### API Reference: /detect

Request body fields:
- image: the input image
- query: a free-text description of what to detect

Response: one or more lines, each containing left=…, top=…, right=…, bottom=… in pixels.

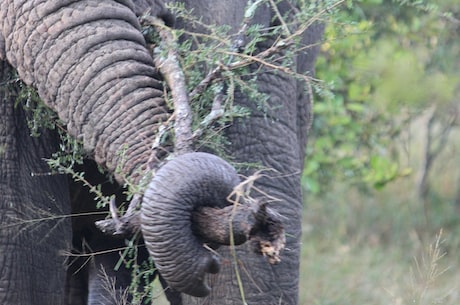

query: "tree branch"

left=95, top=197, right=285, bottom=265
left=141, top=16, right=192, bottom=155
left=95, top=196, right=141, bottom=237
left=191, top=88, right=225, bottom=140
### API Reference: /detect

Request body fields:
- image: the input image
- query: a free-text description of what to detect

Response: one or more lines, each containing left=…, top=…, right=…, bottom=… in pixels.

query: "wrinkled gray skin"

left=0, top=61, right=71, bottom=304
left=0, top=0, right=323, bottom=304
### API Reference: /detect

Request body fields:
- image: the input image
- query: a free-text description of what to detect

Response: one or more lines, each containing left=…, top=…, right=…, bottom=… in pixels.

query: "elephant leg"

left=65, top=252, right=89, bottom=305
left=86, top=237, right=132, bottom=305
left=158, top=273, right=183, bottom=305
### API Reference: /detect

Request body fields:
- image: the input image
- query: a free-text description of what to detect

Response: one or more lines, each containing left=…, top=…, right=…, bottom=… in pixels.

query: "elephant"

left=0, top=0, right=324, bottom=304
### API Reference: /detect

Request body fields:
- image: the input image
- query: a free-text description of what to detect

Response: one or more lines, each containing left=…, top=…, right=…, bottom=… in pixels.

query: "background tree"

left=305, top=0, right=459, bottom=198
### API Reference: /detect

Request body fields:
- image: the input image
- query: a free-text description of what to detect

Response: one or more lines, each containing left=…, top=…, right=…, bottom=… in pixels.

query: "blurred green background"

left=300, top=0, right=459, bottom=304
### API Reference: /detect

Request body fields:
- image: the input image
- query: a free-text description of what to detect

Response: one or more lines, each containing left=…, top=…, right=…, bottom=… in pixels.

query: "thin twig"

left=189, top=65, right=224, bottom=100
left=269, top=0, right=292, bottom=36
left=191, top=88, right=225, bottom=140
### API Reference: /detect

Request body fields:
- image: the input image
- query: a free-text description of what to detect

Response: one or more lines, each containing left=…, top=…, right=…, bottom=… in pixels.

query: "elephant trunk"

left=1, top=0, right=169, bottom=182
left=141, top=152, right=241, bottom=297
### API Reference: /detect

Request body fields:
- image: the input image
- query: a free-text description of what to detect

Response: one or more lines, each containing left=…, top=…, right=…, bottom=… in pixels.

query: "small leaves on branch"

left=140, top=1, right=327, bottom=156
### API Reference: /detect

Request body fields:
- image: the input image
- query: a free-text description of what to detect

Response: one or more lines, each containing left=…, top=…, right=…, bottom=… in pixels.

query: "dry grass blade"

left=99, top=266, right=131, bottom=305
left=410, top=229, right=451, bottom=304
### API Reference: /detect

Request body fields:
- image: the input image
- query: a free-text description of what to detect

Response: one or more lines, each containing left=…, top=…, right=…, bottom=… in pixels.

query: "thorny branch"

left=191, top=89, right=225, bottom=140
left=95, top=196, right=141, bottom=236
left=189, top=38, right=295, bottom=100
left=97, top=0, right=333, bottom=260
left=140, top=0, right=331, bottom=152
left=187, top=1, right=332, bottom=104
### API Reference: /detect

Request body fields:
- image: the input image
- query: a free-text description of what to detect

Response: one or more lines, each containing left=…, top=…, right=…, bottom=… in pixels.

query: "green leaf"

left=304, top=160, right=320, bottom=175
left=346, top=102, right=365, bottom=113
left=304, top=177, right=321, bottom=194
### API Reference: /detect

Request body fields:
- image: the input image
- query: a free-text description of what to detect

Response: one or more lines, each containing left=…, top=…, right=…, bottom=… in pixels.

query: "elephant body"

left=0, top=1, right=323, bottom=304
left=0, top=61, right=71, bottom=304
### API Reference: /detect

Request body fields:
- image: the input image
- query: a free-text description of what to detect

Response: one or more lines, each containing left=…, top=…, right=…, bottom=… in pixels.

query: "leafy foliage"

left=15, top=79, right=59, bottom=137
left=304, top=0, right=459, bottom=195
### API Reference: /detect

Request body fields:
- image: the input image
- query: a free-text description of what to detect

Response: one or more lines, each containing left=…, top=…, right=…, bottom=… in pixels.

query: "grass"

left=298, top=118, right=460, bottom=305
left=299, top=180, right=460, bottom=305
